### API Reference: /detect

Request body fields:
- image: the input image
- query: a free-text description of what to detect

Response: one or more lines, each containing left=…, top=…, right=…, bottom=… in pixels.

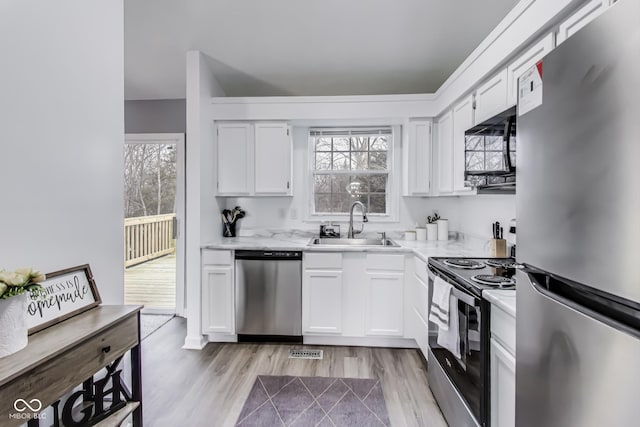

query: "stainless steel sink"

left=308, top=237, right=400, bottom=247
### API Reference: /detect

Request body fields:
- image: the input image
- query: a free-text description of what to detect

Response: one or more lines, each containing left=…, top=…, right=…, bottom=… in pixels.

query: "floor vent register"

left=288, top=349, right=324, bottom=360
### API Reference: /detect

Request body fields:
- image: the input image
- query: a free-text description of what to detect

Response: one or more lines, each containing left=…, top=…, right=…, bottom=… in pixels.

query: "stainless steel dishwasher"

left=235, top=250, right=302, bottom=340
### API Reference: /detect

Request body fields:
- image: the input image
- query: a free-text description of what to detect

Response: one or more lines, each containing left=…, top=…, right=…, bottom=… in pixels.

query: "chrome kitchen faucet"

left=347, top=201, right=368, bottom=238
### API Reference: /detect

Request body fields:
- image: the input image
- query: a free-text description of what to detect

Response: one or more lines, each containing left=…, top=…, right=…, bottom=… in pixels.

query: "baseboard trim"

left=205, top=334, right=238, bottom=343
left=303, top=335, right=419, bottom=348
left=182, top=335, right=207, bottom=349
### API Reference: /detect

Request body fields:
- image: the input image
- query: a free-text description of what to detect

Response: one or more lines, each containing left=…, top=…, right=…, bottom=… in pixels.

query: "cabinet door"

left=202, top=265, right=234, bottom=334
left=413, top=307, right=430, bottom=361
left=404, top=120, right=432, bottom=195
left=302, top=270, right=343, bottom=334
left=507, top=33, right=554, bottom=107
left=413, top=273, right=430, bottom=324
left=491, top=338, right=516, bottom=427
left=557, top=0, right=609, bottom=45
left=217, top=123, right=252, bottom=195
left=364, top=272, right=404, bottom=336
left=254, top=123, right=292, bottom=194
left=452, top=96, right=475, bottom=194
left=436, top=112, right=454, bottom=194
left=475, top=68, right=509, bottom=125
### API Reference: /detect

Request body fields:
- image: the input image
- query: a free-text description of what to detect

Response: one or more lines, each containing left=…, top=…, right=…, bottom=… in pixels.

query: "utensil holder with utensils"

left=223, top=221, right=237, bottom=237
left=221, top=206, right=245, bottom=237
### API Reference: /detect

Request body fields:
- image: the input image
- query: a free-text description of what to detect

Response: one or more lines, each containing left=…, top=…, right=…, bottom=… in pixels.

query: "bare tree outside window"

left=124, top=144, right=177, bottom=218
left=310, top=128, right=391, bottom=215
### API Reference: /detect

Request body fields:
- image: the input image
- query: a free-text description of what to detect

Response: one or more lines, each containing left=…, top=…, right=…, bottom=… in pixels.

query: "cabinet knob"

left=102, top=345, right=111, bottom=354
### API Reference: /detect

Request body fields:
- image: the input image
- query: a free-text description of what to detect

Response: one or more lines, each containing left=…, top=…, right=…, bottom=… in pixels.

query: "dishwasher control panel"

left=235, top=250, right=302, bottom=261
left=262, top=251, right=301, bottom=258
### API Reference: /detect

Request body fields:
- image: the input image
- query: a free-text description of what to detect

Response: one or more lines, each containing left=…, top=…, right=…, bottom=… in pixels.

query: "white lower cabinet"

left=201, top=262, right=235, bottom=335
left=411, top=256, right=430, bottom=360
left=302, top=269, right=343, bottom=334
left=302, top=252, right=406, bottom=340
left=490, top=337, right=516, bottom=427
left=364, top=272, right=404, bottom=336
left=490, top=301, right=516, bottom=427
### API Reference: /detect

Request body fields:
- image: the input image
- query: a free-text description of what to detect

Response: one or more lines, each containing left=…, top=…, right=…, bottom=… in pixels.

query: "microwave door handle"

left=505, top=115, right=515, bottom=171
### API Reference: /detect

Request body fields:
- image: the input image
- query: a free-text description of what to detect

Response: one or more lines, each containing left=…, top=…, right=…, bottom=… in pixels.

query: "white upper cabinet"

left=216, top=122, right=292, bottom=196
left=403, top=120, right=432, bottom=196
left=474, top=68, right=509, bottom=125
left=254, top=123, right=292, bottom=195
left=452, top=95, right=475, bottom=194
left=217, top=123, right=252, bottom=195
left=435, top=111, right=454, bottom=195
left=557, top=0, right=610, bottom=45
left=507, top=33, right=555, bottom=107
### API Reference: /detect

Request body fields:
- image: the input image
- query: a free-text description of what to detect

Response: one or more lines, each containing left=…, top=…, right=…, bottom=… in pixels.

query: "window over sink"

left=309, top=127, right=393, bottom=216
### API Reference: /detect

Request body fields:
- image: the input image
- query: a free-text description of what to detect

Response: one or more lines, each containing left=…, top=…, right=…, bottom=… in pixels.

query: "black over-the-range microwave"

left=464, top=106, right=516, bottom=194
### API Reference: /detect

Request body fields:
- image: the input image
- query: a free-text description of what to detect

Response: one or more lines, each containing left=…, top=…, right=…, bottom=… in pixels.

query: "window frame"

left=306, top=126, right=400, bottom=222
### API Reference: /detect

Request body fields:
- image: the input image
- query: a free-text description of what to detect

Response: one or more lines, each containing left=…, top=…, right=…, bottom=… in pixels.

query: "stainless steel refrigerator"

left=516, top=0, right=640, bottom=426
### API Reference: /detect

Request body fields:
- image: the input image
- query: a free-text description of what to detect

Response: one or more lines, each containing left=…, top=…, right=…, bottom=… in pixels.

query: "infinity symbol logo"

left=13, top=398, right=42, bottom=412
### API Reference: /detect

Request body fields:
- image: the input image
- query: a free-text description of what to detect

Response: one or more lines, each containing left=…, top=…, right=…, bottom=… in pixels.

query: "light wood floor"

left=124, top=254, right=176, bottom=310
left=142, top=318, right=447, bottom=427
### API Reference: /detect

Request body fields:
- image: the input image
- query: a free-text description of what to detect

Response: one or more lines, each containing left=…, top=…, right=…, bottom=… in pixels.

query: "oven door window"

left=429, top=295, right=483, bottom=421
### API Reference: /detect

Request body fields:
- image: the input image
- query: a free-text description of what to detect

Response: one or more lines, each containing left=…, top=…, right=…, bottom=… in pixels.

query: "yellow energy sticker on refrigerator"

left=518, top=60, right=543, bottom=116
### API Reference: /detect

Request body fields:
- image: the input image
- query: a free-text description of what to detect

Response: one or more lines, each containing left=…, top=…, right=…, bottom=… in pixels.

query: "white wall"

left=125, top=99, right=186, bottom=133
left=458, top=195, right=516, bottom=239
left=184, top=51, right=226, bottom=348
left=0, top=0, right=124, bottom=304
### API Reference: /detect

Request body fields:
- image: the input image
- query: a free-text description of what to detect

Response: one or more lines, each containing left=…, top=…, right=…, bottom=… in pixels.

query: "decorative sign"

left=518, top=60, right=544, bottom=116
left=26, top=264, right=101, bottom=334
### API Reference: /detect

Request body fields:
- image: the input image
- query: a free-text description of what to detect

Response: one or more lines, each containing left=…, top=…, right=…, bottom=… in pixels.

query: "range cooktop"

left=429, top=257, right=520, bottom=297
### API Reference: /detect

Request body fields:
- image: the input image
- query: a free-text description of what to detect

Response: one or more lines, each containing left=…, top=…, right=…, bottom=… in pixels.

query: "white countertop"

left=202, top=230, right=494, bottom=261
left=483, top=289, right=516, bottom=317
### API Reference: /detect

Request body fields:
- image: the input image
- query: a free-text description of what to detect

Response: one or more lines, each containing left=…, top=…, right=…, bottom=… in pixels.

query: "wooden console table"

left=0, top=305, right=143, bottom=427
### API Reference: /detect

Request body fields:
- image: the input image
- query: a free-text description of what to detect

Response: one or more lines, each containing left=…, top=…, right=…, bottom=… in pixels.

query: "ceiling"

left=124, top=0, right=520, bottom=100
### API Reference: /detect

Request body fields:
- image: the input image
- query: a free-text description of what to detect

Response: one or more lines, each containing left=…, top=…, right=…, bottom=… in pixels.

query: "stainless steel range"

left=426, top=257, right=518, bottom=427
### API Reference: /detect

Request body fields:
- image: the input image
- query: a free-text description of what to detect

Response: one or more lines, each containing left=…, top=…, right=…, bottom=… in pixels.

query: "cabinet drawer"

left=202, top=250, right=232, bottom=265
left=0, top=314, right=139, bottom=421
left=491, top=305, right=515, bottom=355
left=366, top=254, right=405, bottom=271
left=414, top=256, right=428, bottom=284
left=304, top=252, right=342, bottom=269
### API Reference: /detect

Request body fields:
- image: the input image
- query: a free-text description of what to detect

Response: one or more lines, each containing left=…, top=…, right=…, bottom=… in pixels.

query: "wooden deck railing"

left=124, top=213, right=176, bottom=267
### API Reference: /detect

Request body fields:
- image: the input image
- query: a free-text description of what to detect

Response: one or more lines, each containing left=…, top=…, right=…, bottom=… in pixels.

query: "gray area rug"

left=236, top=375, right=391, bottom=426
left=140, top=314, right=174, bottom=340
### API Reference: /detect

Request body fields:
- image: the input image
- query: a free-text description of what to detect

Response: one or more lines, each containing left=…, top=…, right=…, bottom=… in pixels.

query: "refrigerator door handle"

left=523, top=267, right=640, bottom=337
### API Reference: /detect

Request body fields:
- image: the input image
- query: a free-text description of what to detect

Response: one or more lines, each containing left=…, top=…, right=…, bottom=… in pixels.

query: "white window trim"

left=304, top=125, right=400, bottom=223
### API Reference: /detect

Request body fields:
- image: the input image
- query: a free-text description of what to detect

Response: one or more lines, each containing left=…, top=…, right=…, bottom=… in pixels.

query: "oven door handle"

left=428, top=265, right=478, bottom=306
